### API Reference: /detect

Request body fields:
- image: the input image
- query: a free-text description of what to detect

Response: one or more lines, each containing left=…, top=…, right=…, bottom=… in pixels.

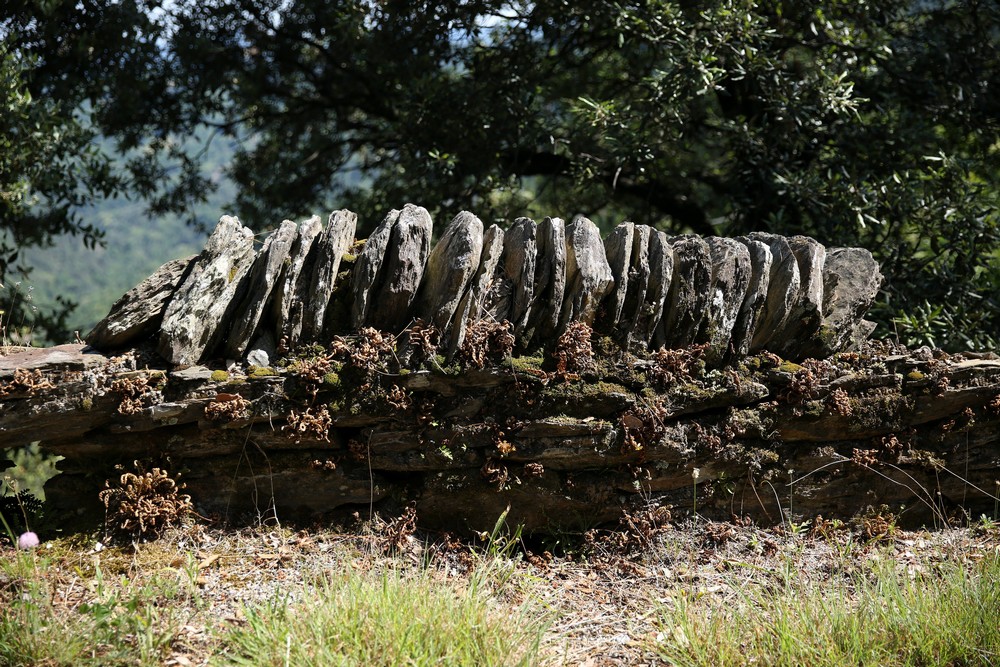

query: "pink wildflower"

left=17, top=532, right=39, bottom=550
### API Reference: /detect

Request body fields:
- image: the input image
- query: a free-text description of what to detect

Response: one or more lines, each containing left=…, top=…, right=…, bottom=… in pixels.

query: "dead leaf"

left=622, top=414, right=644, bottom=430
left=198, top=553, right=221, bottom=569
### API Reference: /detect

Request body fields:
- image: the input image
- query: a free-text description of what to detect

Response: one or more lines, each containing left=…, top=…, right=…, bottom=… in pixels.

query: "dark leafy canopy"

left=0, top=0, right=170, bottom=341
left=3, top=0, right=999, bottom=349
left=0, top=43, right=113, bottom=341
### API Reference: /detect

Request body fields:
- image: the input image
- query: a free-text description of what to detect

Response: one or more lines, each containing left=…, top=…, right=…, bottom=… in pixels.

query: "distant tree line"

left=2, top=0, right=998, bottom=349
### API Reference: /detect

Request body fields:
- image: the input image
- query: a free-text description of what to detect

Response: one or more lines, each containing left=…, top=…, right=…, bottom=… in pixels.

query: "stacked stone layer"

left=87, top=205, right=883, bottom=364
left=3, top=342, right=999, bottom=532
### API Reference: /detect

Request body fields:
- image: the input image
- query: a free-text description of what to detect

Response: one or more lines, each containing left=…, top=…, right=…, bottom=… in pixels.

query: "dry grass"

left=1, top=515, right=999, bottom=666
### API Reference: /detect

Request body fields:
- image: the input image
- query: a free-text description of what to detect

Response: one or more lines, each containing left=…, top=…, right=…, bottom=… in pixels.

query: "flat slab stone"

left=368, top=203, right=433, bottom=331
left=729, top=237, right=772, bottom=361
left=419, top=211, right=483, bottom=333
left=222, top=220, right=298, bottom=359
left=772, top=235, right=826, bottom=359
left=87, top=255, right=194, bottom=351
left=643, top=231, right=674, bottom=349
left=816, top=247, right=883, bottom=355
left=660, top=235, right=712, bottom=348
left=525, top=216, right=566, bottom=346
left=449, top=224, right=505, bottom=355
left=502, top=218, right=538, bottom=337
left=169, top=365, right=216, bottom=383
left=602, top=222, right=634, bottom=330
left=748, top=232, right=801, bottom=352
left=158, top=216, right=257, bottom=365
left=351, top=209, right=398, bottom=329
left=479, top=238, right=514, bottom=324
left=560, top=217, right=614, bottom=328
left=617, top=224, right=653, bottom=347
left=702, top=237, right=751, bottom=363
left=272, top=215, right=323, bottom=345
left=0, top=344, right=106, bottom=379
left=303, top=209, right=358, bottom=341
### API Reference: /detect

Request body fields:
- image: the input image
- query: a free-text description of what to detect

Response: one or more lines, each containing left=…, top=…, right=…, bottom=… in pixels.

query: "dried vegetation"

left=109, top=373, right=162, bottom=415
left=460, top=318, right=515, bottom=368
left=0, top=368, right=54, bottom=398
left=283, top=405, right=333, bottom=442
left=98, top=462, right=193, bottom=541
left=553, top=321, right=594, bottom=378
left=204, top=393, right=251, bottom=422
left=2, top=501, right=1000, bottom=667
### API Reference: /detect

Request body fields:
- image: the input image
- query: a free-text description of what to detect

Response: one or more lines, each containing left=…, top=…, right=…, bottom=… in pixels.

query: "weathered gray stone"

left=817, top=247, right=883, bottom=354
left=621, top=225, right=654, bottom=335
left=90, top=206, right=885, bottom=368
left=602, top=222, right=634, bottom=329
left=419, top=211, right=483, bottom=332
left=525, top=217, right=566, bottom=346
left=642, top=231, right=674, bottom=349
left=0, top=344, right=106, bottom=380
left=449, top=224, right=505, bottom=355
left=246, top=348, right=270, bottom=369
left=158, top=216, right=257, bottom=365
left=302, top=210, right=358, bottom=341
left=221, top=220, right=298, bottom=359
left=729, top=237, right=772, bottom=361
left=351, top=209, right=398, bottom=329
left=273, top=216, right=323, bottom=344
left=771, top=235, right=826, bottom=359
left=748, top=232, right=801, bottom=352
left=246, top=329, right=277, bottom=368
left=560, top=217, right=614, bottom=328
left=659, top=235, right=712, bottom=348
left=368, top=204, right=433, bottom=331
left=87, top=255, right=194, bottom=350
left=702, top=237, right=751, bottom=363
left=480, top=237, right=515, bottom=325
left=6, top=339, right=1000, bottom=533
left=615, top=225, right=660, bottom=349
left=502, top=218, right=537, bottom=336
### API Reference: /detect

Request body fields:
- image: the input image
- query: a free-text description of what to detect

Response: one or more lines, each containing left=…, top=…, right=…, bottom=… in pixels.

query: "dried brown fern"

left=99, top=462, right=192, bottom=540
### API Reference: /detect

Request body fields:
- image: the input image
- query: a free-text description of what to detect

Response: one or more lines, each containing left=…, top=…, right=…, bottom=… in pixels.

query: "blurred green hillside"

left=22, top=199, right=206, bottom=341
left=19, top=137, right=241, bottom=342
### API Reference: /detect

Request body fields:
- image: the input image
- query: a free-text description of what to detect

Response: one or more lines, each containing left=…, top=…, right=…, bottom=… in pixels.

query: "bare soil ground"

left=5, top=511, right=999, bottom=666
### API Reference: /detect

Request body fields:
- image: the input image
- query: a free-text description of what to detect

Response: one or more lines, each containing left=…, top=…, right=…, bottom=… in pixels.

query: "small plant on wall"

left=99, top=461, right=192, bottom=542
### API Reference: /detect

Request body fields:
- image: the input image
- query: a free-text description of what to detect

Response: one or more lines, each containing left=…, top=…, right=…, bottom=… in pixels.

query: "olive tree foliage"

left=3, top=0, right=999, bottom=349
left=0, top=0, right=164, bottom=345
left=0, top=45, right=112, bottom=342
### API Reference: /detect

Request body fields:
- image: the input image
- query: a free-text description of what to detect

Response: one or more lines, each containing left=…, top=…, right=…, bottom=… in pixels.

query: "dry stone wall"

left=86, top=205, right=883, bottom=366
left=2, top=340, right=999, bottom=534
left=9, top=205, right=991, bottom=536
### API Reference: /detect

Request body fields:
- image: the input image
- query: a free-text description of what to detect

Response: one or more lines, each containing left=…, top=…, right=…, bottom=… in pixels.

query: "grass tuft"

left=2, top=520, right=997, bottom=667
left=654, top=552, right=1000, bottom=667
left=217, top=567, right=547, bottom=667
left=0, top=549, right=198, bottom=666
